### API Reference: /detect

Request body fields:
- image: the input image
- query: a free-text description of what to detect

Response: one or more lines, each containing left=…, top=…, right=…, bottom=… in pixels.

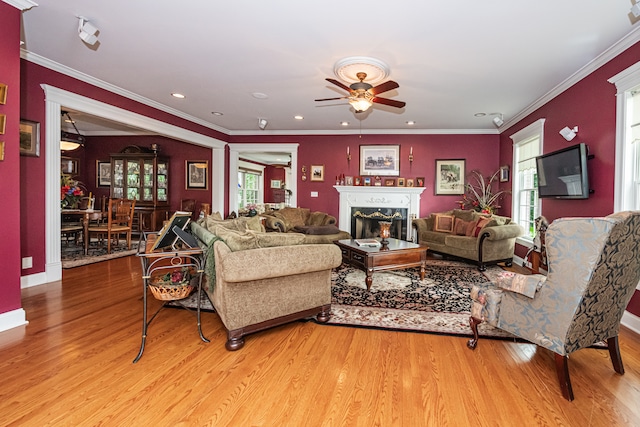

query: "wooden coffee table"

left=334, top=238, right=429, bottom=291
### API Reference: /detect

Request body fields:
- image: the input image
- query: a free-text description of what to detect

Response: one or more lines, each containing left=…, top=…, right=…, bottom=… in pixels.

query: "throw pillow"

left=214, top=227, right=306, bottom=251
left=205, top=215, right=263, bottom=233
left=277, top=207, right=310, bottom=228
left=471, top=217, right=492, bottom=237
left=293, top=224, right=341, bottom=235
left=453, top=218, right=471, bottom=236
left=434, top=213, right=455, bottom=233
left=308, top=211, right=331, bottom=226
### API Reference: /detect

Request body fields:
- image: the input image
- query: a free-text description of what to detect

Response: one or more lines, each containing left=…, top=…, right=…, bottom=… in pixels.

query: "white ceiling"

left=19, top=1, right=640, bottom=135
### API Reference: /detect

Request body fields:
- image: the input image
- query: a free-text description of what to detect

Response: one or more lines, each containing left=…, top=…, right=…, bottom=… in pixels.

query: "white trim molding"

left=2, top=0, right=37, bottom=11
left=36, top=85, right=226, bottom=286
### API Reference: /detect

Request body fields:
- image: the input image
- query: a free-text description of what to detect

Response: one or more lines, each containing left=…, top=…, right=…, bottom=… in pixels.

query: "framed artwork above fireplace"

left=359, top=145, right=400, bottom=176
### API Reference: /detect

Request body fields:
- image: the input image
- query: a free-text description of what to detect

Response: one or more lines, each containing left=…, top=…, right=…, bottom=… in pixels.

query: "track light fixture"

left=491, top=113, right=504, bottom=127
left=631, top=2, right=640, bottom=18
left=559, top=126, right=579, bottom=141
left=78, top=16, right=99, bottom=46
left=258, top=118, right=268, bottom=130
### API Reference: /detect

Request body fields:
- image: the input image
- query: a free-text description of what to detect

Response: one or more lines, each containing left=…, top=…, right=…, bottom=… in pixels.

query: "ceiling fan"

left=315, top=72, right=406, bottom=113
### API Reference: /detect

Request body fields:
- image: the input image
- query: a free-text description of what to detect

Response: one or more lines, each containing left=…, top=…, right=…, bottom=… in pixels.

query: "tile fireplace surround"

left=334, top=185, right=426, bottom=240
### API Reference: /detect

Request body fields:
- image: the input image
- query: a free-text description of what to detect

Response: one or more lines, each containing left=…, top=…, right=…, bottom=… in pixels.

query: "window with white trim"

left=510, top=119, right=544, bottom=240
left=238, top=168, right=261, bottom=210
left=610, top=61, right=640, bottom=212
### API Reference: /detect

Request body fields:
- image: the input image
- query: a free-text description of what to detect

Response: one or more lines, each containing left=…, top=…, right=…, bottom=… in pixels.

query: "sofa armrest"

left=215, top=241, right=342, bottom=283
left=481, top=223, right=524, bottom=241
left=262, top=215, right=286, bottom=232
left=412, top=217, right=432, bottom=243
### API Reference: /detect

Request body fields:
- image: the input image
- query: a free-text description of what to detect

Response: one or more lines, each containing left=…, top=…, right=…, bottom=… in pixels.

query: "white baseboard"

left=20, top=271, right=48, bottom=288
left=622, top=311, right=640, bottom=336
left=0, top=308, right=28, bottom=333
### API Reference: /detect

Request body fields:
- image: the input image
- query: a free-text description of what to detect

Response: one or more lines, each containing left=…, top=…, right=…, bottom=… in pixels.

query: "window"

left=510, top=119, right=544, bottom=241
left=610, top=61, right=640, bottom=212
left=238, top=169, right=261, bottom=211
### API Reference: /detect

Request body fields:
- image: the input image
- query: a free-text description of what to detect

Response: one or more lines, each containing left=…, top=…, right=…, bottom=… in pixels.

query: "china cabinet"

left=110, top=145, right=169, bottom=232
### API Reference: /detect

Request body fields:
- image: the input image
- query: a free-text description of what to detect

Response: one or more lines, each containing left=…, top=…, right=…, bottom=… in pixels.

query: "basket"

left=148, top=267, right=197, bottom=301
left=148, top=282, right=194, bottom=301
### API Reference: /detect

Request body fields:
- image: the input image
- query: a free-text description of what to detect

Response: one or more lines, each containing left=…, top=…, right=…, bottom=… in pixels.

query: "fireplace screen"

left=351, top=207, right=408, bottom=240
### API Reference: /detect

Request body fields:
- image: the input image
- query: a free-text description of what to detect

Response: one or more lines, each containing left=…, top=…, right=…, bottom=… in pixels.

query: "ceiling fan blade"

left=372, top=97, right=406, bottom=109
left=326, top=78, right=352, bottom=93
left=315, top=97, right=348, bottom=102
left=369, top=80, right=399, bottom=95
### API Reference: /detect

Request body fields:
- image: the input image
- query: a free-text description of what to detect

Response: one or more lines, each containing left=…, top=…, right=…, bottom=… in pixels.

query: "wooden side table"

left=133, top=232, right=210, bottom=363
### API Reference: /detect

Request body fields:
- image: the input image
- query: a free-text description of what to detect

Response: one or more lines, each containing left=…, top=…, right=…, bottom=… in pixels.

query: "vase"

left=379, top=221, right=392, bottom=245
left=248, top=209, right=257, bottom=217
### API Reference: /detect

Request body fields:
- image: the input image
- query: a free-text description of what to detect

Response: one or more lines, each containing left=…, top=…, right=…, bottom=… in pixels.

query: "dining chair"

left=180, top=199, right=198, bottom=219
left=87, top=198, right=136, bottom=254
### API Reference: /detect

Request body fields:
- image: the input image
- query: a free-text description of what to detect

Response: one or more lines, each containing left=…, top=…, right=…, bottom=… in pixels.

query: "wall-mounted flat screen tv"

left=536, top=143, right=590, bottom=199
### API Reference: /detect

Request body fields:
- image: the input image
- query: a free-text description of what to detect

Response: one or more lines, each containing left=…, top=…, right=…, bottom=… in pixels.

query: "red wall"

left=499, top=40, right=640, bottom=315
left=228, top=134, right=501, bottom=221
left=0, top=3, right=23, bottom=314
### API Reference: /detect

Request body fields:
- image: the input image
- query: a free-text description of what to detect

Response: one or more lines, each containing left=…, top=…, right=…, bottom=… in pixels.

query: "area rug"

left=172, top=259, right=513, bottom=339
left=61, top=242, right=139, bottom=269
left=326, top=260, right=514, bottom=339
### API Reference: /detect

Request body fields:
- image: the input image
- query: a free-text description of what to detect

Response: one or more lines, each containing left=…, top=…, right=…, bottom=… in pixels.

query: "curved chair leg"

left=226, top=336, right=245, bottom=351
left=316, top=306, right=331, bottom=323
left=607, top=336, right=625, bottom=374
left=554, top=354, right=574, bottom=401
left=467, top=316, right=482, bottom=350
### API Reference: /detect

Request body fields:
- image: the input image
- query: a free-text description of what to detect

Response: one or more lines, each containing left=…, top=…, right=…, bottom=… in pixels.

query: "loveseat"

left=190, top=214, right=342, bottom=350
left=412, top=209, right=523, bottom=271
left=261, top=207, right=351, bottom=244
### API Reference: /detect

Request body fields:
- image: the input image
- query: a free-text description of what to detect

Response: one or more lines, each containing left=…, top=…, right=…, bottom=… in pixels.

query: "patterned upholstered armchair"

left=467, top=211, right=640, bottom=401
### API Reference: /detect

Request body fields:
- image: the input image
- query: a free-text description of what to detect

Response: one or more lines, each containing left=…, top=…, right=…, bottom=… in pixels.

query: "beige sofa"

left=261, top=207, right=351, bottom=244
left=190, top=216, right=342, bottom=350
left=412, top=209, right=523, bottom=271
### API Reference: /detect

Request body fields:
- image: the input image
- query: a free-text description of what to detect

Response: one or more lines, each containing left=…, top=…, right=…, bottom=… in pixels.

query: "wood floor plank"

left=2, top=254, right=640, bottom=426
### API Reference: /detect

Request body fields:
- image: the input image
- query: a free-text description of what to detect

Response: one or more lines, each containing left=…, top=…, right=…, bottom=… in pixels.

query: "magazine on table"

left=355, top=239, right=381, bottom=247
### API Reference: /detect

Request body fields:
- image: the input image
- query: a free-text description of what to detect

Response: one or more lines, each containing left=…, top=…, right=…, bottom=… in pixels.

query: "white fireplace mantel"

left=334, top=185, right=425, bottom=239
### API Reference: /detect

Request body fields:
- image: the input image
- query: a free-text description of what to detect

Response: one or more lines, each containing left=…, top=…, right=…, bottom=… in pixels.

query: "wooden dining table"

left=61, top=209, right=105, bottom=255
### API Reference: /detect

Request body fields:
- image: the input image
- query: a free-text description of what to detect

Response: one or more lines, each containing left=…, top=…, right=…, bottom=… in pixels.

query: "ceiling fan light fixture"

left=349, top=97, right=373, bottom=112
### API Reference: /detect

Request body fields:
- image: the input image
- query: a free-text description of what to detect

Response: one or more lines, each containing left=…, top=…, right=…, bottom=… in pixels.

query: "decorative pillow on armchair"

left=496, top=271, right=546, bottom=298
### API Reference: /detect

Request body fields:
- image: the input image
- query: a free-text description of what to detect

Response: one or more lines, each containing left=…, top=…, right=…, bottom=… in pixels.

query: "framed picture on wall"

left=186, top=160, right=209, bottom=190
left=270, top=179, right=281, bottom=188
left=0, top=83, right=7, bottom=105
left=435, top=159, right=465, bottom=195
left=19, top=119, right=40, bottom=157
left=359, top=144, right=400, bottom=176
left=97, top=160, right=111, bottom=187
left=310, top=164, right=324, bottom=182
left=61, top=157, right=79, bottom=175
left=499, top=165, right=510, bottom=182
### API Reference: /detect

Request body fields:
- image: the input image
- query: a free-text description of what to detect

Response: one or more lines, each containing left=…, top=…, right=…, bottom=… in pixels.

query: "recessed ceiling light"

left=171, top=93, right=186, bottom=99
left=340, top=121, right=350, bottom=126
left=211, top=111, right=223, bottom=116
left=252, top=92, right=269, bottom=99
left=406, top=121, right=416, bottom=125
left=294, top=115, right=304, bottom=120
left=474, top=112, right=486, bottom=117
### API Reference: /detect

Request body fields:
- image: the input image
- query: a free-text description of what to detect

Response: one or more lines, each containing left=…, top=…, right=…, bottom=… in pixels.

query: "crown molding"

left=2, top=0, right=37, bottom=11
left=502, top=26, right=640, bottom=130
left=228, top=128, right=499, bottom=136
left=21, top=49, right=230, bottom=135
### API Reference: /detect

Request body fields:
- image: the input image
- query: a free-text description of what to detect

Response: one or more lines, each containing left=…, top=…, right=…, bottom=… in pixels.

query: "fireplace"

left=351, top=207, right=407, bottom=240
left=335, top=185, right=425, bottom=241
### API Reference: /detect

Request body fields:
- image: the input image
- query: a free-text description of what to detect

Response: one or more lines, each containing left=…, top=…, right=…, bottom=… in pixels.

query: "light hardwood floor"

left=2, top=255, right=640, bottom=426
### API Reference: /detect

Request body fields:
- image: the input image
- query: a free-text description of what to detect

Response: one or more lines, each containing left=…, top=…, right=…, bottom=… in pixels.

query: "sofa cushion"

left=293, top=224, right=341, bottom=235
left=276, top=207, right=310, bottom=228
left=434, top=213, right=455, bottom=233
left=215, top=227, right=306, bottom=251
left=205, top=214, right=263, bottom=233
left=471, top=217, right=492, bottom=237
left=444, top=235, right=478, bottom=251
left=308, top=211, right=329, bottom=226
left=454, top=218, right=473, bottom=236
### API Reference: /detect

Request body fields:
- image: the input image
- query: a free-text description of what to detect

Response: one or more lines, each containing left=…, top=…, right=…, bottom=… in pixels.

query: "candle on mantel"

left=410, top=146, right=413, bottom=155
left=347, top=146, right=350, bottom=155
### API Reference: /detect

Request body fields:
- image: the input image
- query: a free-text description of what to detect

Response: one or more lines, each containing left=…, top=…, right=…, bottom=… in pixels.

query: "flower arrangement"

left=246, top=203, right=257, bottom=211
left=154, top=266, right=195, bottom=287
left=457, top=169, right=509, bottom=214
left=60, top=174, right=85, bottom=208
